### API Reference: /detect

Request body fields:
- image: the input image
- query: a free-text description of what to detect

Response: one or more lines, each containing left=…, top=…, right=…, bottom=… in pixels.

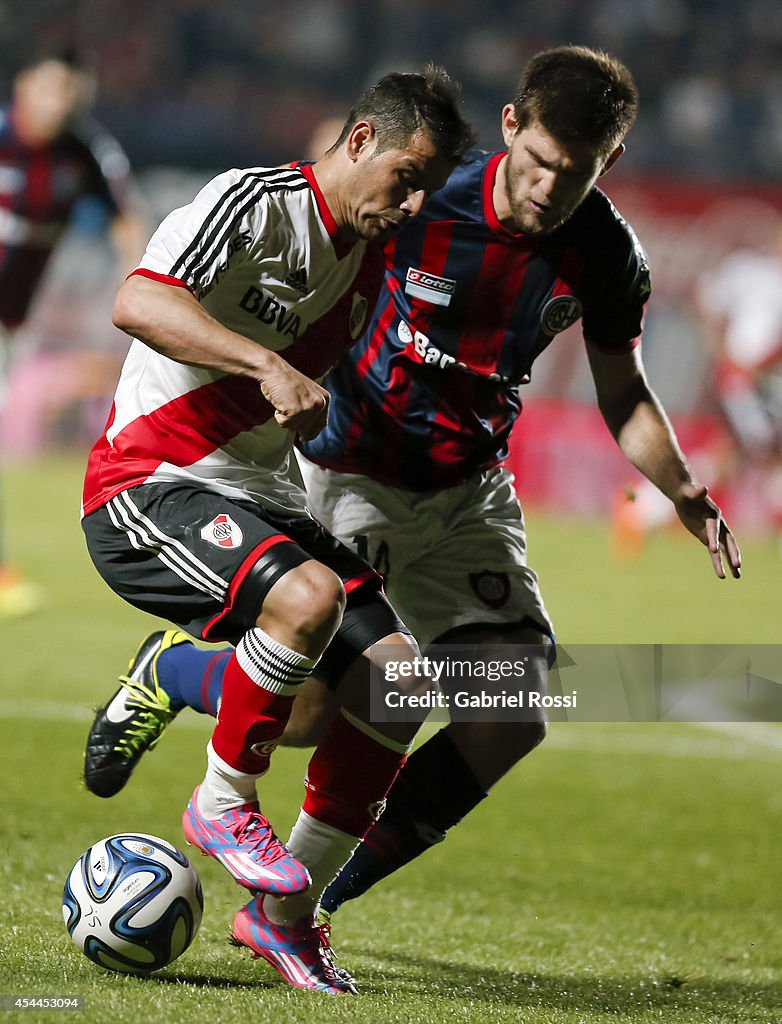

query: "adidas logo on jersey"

left=284, top=267, right=309, bottom=295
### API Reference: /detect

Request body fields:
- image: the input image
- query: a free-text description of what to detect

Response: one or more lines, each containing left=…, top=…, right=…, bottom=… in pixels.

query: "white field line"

left=0, top=699, right=211, bottom=729
left=1, top=700, right=780, bottom=760
left=544, top=720, right=782, bottom=761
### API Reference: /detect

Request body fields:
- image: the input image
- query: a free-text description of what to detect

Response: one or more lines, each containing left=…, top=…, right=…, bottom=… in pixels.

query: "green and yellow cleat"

left=83, top=630, right=191, bottom=797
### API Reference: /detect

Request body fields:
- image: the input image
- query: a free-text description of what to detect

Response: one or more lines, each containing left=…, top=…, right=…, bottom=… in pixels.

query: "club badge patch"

left=200, top=513, right=244, bottom=549
left=469, top=571, right=511, bottom=609
left=540, top=295, right=583, bottom=336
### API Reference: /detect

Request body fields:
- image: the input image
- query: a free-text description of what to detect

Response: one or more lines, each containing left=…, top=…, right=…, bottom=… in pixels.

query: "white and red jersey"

left=696, top=249, right=782, bottom=371
left=82, top=164, right=383, bottom=517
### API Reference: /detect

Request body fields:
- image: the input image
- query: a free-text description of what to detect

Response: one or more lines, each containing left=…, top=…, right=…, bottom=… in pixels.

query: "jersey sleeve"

left=580, top=202, right=651, bottom=352
left=134, top=168, right=267, bottom=296
left=73, top=118, right=138, bottom=215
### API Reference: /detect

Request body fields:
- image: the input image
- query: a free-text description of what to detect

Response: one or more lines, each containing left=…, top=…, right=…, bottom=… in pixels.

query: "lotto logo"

left=405, top=266, right=456, bottom=306
left=200, top=513, right=244, bottom=549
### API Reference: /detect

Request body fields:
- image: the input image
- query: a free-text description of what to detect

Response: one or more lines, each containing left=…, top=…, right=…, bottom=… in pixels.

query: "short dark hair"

left=14, top=48, right=94, bottom=80
left=512, top=46, right=638, bottom=157
left=333, top=64, right=475, bottom=164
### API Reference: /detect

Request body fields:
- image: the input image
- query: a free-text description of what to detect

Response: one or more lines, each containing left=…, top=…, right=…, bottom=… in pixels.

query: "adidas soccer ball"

left=62, top=833, right=203, bottom=974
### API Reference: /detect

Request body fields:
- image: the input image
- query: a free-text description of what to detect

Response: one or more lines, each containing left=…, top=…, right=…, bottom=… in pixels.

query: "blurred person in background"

left=614, top=221, right=782, bottom=551
left=85, top=46, right=741, bottom=941
left=0, top=50, right=147, bottom=618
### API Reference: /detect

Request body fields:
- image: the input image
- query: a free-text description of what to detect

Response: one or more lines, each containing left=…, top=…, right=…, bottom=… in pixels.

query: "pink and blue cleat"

left=232, top=894, right=357, bottom=995
left=182, top=785, right=311, bottom=895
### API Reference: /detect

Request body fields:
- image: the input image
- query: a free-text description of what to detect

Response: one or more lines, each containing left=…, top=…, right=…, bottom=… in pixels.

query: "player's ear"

left=599, top=143, right=625, bottom=176
left=500, top=104, right=519, bottom=147
left=346, top=121, right=376, bottom=161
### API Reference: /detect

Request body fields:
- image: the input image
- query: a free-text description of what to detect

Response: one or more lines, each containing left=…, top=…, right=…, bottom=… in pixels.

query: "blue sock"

left=155, top=644, right=231, bottom=715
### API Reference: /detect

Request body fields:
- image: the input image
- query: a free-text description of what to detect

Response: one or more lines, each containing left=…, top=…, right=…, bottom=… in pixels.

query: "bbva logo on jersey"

left=200, top=513, right=244, bottom=549
left=239, top=286, right=302, bottom=338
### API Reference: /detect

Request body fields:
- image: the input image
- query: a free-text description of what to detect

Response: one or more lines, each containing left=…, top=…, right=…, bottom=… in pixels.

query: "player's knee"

left=496, top=717, right=547, bottom=770
left=500, top=717, right=547, bottom=761
left=524, top=716, right=547, bottom=751
left=261, top=561, right=345, bottom=646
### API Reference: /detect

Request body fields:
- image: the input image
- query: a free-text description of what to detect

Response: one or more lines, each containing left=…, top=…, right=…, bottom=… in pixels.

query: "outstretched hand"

left=673, top=482, right=742, bottom=580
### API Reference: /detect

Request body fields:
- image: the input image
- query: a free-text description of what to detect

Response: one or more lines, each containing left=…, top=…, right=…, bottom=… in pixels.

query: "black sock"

left=321, top=728, right=487, bottom=913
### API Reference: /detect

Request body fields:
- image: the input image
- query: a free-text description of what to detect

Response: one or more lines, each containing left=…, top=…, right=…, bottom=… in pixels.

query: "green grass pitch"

left=1, top=456, right=780, bottom=1023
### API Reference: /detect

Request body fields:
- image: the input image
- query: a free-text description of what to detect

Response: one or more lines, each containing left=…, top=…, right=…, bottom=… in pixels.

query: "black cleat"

left=84, top=630, right=190, bottom=797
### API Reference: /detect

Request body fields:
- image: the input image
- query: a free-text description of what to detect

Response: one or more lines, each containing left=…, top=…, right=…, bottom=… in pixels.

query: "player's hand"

left=257, top=358, right=330, bottom=440
left=673, top=482, right=742, bottom=580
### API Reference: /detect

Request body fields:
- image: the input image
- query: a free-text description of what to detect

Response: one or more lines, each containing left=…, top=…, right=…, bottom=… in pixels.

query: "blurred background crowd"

left=1, top=0, right=781, bottom=541
left=3, top=0, right=782, bottom=179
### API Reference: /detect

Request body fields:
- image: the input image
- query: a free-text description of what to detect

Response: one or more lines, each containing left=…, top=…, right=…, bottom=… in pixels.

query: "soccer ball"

left=62, top=833, right=203, bottom=974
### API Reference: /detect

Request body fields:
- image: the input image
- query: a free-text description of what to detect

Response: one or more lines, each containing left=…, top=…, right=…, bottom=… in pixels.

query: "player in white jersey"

left=82, top=161, right=380, bottom=517
left=615, top=223, right=782, bottom=548
left=81, top=66, right=474, bottom=995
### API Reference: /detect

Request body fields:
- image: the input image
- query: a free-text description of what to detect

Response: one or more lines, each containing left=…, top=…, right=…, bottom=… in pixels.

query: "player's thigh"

left=264, top=495, right=418, bottom=715
left=399, top=468, right=553, bottom=646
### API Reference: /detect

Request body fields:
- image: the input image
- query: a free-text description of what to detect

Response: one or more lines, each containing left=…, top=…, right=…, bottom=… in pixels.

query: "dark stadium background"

left=2, top=0, right=780, bottom=531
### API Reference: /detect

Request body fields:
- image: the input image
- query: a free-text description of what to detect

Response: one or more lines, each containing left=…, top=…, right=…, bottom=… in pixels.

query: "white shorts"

left=297, top=456, right=553, bottom=647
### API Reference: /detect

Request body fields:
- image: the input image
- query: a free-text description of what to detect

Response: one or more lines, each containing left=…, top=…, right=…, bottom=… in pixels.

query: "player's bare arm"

left=586, top=340, right=742, bottom=580
left=108, top=208, right=150, bottom=278
left=113, top=274, right=330, bottom=439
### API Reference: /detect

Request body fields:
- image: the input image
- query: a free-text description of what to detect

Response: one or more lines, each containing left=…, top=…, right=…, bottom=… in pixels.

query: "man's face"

left=498, top=108, right=620, bottom=236
left=14, top=60, right=94, bottom=142
left=344, top=126, right=455, bottom=244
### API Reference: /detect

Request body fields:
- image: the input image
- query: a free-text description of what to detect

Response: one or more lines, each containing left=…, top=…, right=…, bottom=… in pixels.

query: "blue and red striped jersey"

left=299, top=149, right=651, bottom=490
left=0, top=105, right=132, bottom=327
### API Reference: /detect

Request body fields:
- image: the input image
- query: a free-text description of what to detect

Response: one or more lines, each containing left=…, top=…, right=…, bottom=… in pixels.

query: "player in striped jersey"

left=81, top=66, right=474, bottom=994
left=290, top=46, right=742, bottom=918
left=0, top=52, right=145, bottom=616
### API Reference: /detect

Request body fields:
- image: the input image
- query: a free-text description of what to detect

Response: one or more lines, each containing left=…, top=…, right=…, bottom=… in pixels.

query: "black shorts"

left=82, top=482, right=410, bottom=687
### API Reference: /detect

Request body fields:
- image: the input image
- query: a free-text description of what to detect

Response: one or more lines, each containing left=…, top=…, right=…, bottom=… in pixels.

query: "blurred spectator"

left=0, top=50, right=147, bottom=617
left=614, top=222, right=782, bottom=554
left=694, top=226, right=782, bottom=497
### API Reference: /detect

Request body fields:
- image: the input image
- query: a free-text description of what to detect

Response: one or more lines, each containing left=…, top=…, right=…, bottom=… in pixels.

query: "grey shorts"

left=297, top=458, right=554, bottom=646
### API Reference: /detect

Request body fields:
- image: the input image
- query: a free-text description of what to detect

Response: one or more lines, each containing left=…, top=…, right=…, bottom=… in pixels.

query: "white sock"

left=263, top=810, right=360, bottom=926
left=197, top=740, right=264, bottom=819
